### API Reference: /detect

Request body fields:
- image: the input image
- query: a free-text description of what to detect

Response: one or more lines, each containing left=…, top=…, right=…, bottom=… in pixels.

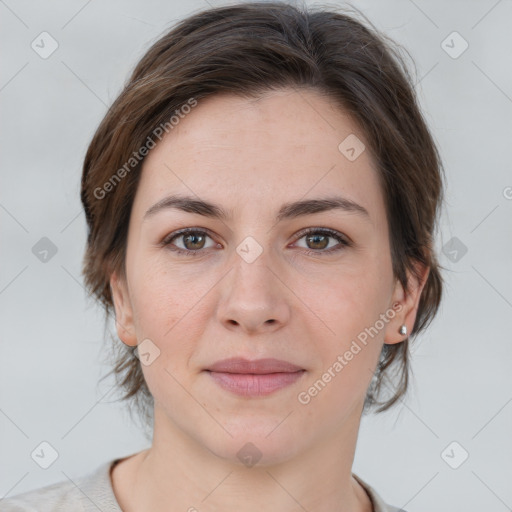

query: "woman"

left=2, top=2, right=444, bottom=511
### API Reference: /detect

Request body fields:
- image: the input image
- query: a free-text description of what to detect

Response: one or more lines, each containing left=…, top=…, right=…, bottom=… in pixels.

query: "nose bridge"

left=216, top=238, right=291, bottom=333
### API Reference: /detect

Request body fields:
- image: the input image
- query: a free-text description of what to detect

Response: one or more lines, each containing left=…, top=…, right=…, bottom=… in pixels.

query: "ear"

left=384, top=260, right=430, bottom=345
left=110, top=270, right=137, bottom=347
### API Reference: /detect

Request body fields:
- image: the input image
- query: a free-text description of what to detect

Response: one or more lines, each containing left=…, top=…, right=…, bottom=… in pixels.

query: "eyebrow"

left=143, top=194, right=370, bottom=222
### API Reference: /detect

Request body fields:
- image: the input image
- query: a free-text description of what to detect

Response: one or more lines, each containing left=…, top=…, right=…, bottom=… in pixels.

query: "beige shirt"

left=1, top=458, right=407, bottom=512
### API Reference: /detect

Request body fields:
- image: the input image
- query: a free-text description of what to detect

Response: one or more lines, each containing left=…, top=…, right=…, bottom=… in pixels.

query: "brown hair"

left=81, top=1, right=446, bottom=430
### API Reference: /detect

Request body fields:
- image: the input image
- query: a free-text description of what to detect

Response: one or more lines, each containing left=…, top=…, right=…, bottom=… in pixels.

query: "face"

left=110, top=88, right=428, bottom=465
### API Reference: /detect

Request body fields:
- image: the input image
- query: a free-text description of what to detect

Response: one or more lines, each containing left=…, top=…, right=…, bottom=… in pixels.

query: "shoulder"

left=0, top=478, right=82, bottom=512
left=0, top=460, right=122, bottom=512
left=352, top=473, right=409, bottom=512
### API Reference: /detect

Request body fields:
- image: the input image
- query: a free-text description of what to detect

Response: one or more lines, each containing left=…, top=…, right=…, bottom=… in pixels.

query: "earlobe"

left=385, top=261, right=430, bottom=345
left=110, top=271, right=138, bottom=347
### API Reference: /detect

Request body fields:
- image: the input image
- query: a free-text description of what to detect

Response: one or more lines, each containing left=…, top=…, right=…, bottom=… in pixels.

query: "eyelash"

left=161, top=227, right=351, bottom=257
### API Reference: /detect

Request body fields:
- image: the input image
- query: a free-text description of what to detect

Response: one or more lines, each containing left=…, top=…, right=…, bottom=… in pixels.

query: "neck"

left=112, top=401, right=372, bottom=512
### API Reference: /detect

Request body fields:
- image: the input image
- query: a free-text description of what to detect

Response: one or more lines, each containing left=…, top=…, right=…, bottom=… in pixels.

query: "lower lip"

left=206, top=370, right=306, bottom=397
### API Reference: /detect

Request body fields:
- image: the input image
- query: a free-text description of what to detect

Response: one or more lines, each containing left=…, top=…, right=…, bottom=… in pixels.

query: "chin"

left=201, top=421, right=303, bottom=468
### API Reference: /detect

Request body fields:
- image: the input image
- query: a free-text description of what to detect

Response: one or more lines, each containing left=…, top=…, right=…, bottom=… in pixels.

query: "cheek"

left=298, top=261, right=389, bottom=340
left=128, top=268, right=204, bottom=400
left=128, top=262, right=215, bottom=362
left=295, top=257, right=391, bottom=390
left=299, top=278, right=386, bottom=415
left=129, top=258, right=199, bottom=329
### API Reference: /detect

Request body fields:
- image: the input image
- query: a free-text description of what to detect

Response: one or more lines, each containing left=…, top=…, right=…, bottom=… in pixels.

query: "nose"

left=216, top=253, right=291, bottom=335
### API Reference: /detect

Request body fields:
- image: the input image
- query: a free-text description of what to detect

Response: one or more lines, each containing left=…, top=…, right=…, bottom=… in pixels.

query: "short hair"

left=80, top=1, right=446, bottom=430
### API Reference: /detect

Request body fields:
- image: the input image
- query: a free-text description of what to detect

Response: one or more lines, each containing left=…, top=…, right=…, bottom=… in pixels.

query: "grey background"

left=1, top=0, right=511, bottom=510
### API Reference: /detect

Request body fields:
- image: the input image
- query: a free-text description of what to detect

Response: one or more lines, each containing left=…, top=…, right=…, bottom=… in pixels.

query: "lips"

left=205, top=357, right=305, bottom=397
left=206, top=357, right=304, bottom=374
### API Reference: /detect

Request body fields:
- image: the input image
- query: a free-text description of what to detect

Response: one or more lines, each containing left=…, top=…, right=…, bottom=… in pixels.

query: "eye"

left=162, top=228, right=218, bottom=256
left=161, top=227, right=351, bottom=257
left=293, top=227, right=350, bottom=255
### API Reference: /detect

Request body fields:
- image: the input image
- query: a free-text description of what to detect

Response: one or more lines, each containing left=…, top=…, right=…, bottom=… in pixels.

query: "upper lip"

left=206, top=357, right=304, bottom=374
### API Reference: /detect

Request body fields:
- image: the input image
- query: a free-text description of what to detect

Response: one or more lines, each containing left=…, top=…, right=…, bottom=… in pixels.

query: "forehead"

left=133, top=88, right=385, bottom=226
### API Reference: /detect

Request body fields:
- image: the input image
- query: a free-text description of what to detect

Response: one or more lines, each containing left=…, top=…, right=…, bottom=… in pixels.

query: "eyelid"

left=292, top=226, right=351, bottom=245
left=161, top=227, right=215, bottom=244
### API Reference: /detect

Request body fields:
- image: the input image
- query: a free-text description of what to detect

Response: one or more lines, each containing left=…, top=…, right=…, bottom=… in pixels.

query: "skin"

left=109, top=88, right=429, bottom=512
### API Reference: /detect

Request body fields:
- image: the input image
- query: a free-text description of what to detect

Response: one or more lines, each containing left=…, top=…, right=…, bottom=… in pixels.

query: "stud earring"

left=399, top=324, right=407, bottom=336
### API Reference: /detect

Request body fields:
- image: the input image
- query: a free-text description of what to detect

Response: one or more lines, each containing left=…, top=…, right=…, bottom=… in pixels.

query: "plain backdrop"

left=1, top=1, right=511, bottom=511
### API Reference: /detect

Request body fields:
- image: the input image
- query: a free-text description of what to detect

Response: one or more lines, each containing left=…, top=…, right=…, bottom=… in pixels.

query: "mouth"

left=204, top=357, right=306, bottom=397
left=205, top=357, right=304, bottom=374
